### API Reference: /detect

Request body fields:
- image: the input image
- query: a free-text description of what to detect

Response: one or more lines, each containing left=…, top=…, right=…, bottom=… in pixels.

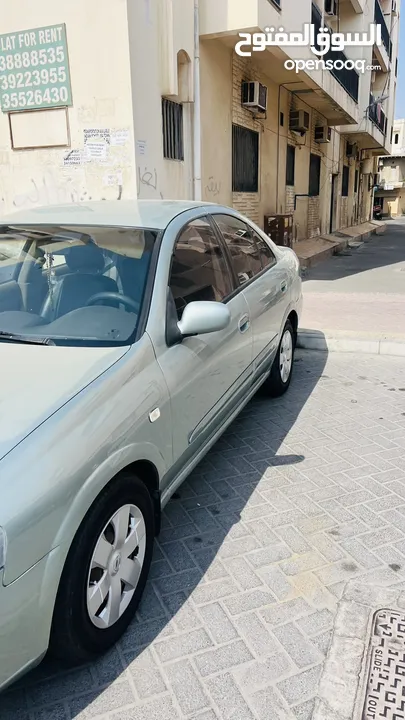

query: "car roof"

left=0, top=200, right=219, bottom=230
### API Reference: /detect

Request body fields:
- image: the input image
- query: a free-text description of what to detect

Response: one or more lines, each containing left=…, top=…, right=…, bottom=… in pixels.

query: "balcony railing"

left=375, top=0, right=392, bottom=58
left=369, top=93, right=387, bottom=134
left=311, top=4, right=359, bottom=102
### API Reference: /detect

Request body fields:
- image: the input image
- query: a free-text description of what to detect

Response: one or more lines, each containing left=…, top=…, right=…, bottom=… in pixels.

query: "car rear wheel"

left=49, top=472, right=154, bottom=665
left=263, top=319, right=295, bottom=397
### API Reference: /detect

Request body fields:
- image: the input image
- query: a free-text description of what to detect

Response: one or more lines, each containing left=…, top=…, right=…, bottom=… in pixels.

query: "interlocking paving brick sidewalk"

left=3, top=350, right=405, bottom=720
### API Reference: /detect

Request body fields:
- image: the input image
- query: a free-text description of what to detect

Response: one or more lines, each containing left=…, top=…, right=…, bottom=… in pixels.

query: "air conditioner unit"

left=289, top=110, right=310, bottom=133
left=315, top=125, right=332, bottom=143
left=325, top=0, right=338, bottom=15
left=241, top=81, right=267, bottom=113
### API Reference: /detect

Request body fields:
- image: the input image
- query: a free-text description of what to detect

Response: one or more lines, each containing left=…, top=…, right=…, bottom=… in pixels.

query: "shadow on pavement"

left=5, top=347, right=328, bottom=718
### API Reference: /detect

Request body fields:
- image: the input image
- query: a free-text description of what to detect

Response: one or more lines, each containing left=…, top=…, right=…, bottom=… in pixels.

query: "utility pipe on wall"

left=193, top=0, right=202, bottom=200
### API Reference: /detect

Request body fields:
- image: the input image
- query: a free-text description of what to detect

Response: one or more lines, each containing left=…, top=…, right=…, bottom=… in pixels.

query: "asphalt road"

left=301, top=220, right=405, bottom=337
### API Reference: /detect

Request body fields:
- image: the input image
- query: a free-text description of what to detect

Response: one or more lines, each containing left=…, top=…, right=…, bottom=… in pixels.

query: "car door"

left=212, top=213, right=290, bottom=381
left=153, top=215, right=253, bottom=487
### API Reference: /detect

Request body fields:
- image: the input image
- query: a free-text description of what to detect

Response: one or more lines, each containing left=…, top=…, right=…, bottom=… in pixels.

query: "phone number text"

left=0, top=46, right=65, bottom=71
left=1, top=85, right=69, bottom=109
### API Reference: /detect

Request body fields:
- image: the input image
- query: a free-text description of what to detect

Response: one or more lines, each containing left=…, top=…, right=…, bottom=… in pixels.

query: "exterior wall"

left=392, top=120, right=405, bottom=152
left=127, top=0, right=194, bottom=201
left=0, top=0, right=136, bottom=214
left=200, top=39, right=232, bottom=206
left=0, top=0, right=194, bottom=214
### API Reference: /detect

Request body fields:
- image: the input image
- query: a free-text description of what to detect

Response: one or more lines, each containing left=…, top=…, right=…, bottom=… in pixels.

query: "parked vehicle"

left=373, top=201, right=383, bottom=220
left=0, top=200, right=302, bottom=690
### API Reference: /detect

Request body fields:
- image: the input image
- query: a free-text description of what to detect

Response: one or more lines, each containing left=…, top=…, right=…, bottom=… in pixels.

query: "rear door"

left=212, top=213, right=290, bottom=381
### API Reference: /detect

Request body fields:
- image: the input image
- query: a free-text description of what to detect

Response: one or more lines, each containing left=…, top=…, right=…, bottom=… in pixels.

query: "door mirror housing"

left=177, top=301, right=231, bottom=337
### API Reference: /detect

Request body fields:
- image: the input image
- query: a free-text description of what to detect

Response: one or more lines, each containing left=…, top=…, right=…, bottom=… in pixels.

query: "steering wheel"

left=86, top=292, right=140, bottom=313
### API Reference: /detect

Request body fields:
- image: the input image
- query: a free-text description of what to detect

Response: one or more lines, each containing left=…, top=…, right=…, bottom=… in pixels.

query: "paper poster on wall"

left=63, top=149, right=84, bottom=166
left=103, top=171, right=123, bottom=186
left=84, top=128, right=110, bottom=144
left=84, top=142, right=108, bottom=161
left=136, top=139, right=147, bottom=155
left=111, top=129, right=130, bottom=146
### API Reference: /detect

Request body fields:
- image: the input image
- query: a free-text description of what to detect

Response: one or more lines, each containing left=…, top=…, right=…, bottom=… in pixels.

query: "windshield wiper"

left=0, top=331, right=55, bottom=346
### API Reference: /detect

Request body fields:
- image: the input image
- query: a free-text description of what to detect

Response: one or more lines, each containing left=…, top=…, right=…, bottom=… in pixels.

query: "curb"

left=297, top=330, right=405, bottom=357
left=297, top=222, right=386, bottom=271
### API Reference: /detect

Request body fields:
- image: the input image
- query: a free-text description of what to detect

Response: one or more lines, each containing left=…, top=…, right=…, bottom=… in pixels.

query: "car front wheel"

left=263, top=319, right=295, bottom=397
left=49, top=472, right=154, bottom=665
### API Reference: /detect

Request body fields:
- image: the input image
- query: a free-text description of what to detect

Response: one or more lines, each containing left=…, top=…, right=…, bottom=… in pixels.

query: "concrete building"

left=200, top=0, right=400, bottom=238
left=0, top=0, right=195, bottom=212
left=0, top=0, right=400, bottom=246
left=376, top=118, right=405, bottom=216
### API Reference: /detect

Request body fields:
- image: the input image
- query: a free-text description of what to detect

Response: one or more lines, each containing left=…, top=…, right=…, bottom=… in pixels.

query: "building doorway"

left=329, top=174, right=338, bottom=233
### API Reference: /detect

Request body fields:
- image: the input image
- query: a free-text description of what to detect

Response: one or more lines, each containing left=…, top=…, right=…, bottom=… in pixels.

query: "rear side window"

left=169, top=216, right=233, bottom=319
left=212, top=214, right=262, bottom=286
left=252, top=231, right=277, bottom=270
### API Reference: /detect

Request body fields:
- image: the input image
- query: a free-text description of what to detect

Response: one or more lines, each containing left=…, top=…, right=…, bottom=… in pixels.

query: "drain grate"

left=362, top=609, right=405, bottom=719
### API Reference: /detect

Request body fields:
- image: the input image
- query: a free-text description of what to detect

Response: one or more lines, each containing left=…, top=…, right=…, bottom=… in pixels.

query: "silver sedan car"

left=0, top=200, right=302, bottom=691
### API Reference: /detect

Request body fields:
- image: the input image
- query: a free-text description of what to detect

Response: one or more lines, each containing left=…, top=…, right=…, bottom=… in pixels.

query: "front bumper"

left=0, top=548, right=60, bottom=692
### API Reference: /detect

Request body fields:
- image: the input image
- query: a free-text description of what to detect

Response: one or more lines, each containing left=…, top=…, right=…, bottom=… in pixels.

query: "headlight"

left=0, top=527, right=7, bottom=569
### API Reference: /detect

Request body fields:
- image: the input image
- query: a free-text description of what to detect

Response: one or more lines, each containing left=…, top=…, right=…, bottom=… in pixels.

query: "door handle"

left=280, top=282, right=287, bottom=293
left=238, top=314, right=250, bottom=333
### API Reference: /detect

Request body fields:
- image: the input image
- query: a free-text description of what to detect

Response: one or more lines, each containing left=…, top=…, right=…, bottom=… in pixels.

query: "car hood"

left=0, top=343, right=129, bottom=461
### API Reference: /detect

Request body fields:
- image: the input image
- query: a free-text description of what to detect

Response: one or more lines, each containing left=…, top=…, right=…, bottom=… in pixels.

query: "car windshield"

left=0, top=224, right=158, bottom=347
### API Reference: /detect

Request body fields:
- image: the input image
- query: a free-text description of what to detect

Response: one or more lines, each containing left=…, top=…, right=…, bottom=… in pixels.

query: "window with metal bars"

left=342, top=165, right=349, bottom=196
left=162, top=98, right=184, bottom=161
left=232, top=124, right=259, bottom=193
left=309, top=153, right=321, bottom=196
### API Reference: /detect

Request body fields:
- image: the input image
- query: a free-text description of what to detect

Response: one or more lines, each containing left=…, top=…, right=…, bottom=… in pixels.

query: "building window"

left=162, top=98, right=184, bottom=160
left=309, top=153, right=321, bottom=196
left=395, top=133, right=399, bottom=144
left=342, top=165, right=349, bottom=196
left=280, top=112, right=284, bottom=126
left=232, top=124, right=259, bottom=193
left=286, top=145, right=295, bottom=186
left=354, top=169, right=359, bottom=193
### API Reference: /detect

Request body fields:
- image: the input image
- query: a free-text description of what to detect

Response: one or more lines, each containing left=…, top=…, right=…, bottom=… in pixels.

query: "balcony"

left=374, top=0, right=391, bottom=71
left=312, top=4, right=359, bottom=102
left=369, top=93, right=387, bottom=135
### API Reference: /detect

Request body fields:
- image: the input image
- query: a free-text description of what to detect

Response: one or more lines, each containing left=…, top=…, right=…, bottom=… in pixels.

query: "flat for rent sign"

left=0, top=24, right=72, bottom=112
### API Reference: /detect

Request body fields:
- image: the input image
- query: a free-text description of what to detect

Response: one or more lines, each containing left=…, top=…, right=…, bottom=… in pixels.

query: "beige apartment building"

left=0, top=0, right=400, bottom=246
left=377, top=117, right=405, bottom=215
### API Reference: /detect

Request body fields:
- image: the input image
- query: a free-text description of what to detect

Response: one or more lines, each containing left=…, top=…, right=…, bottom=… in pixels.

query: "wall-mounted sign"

left=0, top=24, right=72, bottom=112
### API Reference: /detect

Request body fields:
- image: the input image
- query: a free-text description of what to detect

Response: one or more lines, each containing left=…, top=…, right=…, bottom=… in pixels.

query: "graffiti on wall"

left=137, top=165, right=163, bottom=199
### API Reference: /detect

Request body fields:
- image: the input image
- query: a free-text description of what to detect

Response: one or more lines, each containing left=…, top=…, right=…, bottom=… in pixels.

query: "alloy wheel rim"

left=279, top=329, right=293, bottom=383
left=87, top=504, right=146, bottom=629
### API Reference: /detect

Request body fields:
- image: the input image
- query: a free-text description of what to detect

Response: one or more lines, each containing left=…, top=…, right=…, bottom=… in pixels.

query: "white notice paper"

left=103, top=171, right=123, bottom=186
left=84, top=142, right=108, bottom=161
left=136, top=139, right=147, bottom=155
left=63, top=149, right=84, bottom=166
left=111, top=129, right=130, bottom=146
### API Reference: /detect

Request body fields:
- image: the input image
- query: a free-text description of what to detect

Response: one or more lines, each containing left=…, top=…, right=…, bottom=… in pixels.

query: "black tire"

left=49, top=472, right=154, bottom=665
left=263, top=319, right=296, bottom=397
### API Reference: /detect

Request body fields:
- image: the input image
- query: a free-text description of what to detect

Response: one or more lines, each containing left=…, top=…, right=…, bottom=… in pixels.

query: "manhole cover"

left=362, top=609, right=405, bottom=719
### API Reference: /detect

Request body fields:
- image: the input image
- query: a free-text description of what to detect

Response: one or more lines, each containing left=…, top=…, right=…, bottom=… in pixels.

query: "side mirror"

left=177, top=301, right=231, bottom=337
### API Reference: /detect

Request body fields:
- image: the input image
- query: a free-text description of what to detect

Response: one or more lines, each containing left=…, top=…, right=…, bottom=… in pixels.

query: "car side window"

left=252, top=230, right=277, bottom=270
left=212, top=214, right=262, bottom=286
left=169, top=216, right=233, bottom=320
